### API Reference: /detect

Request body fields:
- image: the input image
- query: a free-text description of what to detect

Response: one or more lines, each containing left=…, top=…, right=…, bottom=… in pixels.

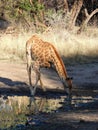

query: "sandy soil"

left=0, top=61, right=98, bottom=130
left=0, top=61, right=98, bottom=94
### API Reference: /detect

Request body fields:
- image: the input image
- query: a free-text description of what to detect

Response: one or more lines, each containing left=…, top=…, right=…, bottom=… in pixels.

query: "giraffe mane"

left=51, top=44, right=68, bottom=78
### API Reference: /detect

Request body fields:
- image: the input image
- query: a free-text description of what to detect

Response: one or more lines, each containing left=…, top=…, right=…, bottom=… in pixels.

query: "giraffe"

left=26, top=34, right=73, bottom=96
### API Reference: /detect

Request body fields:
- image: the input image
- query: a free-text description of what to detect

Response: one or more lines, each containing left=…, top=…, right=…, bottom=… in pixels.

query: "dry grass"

left=0, top=32, right=31, bottom=61
left=41, top=27, right=98, bottom=64
left=0, top=27, right=98, bottom=64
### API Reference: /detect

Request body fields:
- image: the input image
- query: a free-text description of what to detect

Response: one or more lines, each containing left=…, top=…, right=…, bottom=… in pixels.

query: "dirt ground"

left=0, top=61, right=98, bottom=130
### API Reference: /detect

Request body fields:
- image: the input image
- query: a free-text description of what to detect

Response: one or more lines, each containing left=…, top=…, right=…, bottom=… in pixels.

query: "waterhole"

left=0, top=94, right=98, bottom=129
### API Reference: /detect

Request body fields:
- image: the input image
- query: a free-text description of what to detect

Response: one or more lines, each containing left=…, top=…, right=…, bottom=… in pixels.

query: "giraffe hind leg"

left=39, top=61, right=51, bottom=92
left=27, top=65, right=32, bottom=86
left=27, top=64, right=35, bottom=96
left=26, top=48, right=32, bottom=85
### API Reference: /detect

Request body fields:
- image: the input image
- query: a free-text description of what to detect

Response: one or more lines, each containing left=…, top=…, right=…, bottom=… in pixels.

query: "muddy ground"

left=0, top=61, right=98, bottom=130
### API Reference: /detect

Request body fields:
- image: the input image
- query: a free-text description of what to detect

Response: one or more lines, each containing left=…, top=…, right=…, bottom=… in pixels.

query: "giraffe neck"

left=51, top=45, right=68, bottom=86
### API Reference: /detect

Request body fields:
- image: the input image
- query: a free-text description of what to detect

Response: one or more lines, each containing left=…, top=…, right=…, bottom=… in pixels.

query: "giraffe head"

left=63, top=77, right=73, bottom=95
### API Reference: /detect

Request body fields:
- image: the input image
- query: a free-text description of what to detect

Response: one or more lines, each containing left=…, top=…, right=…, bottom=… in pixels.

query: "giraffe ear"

left=66, top=77, right=73, bottom=80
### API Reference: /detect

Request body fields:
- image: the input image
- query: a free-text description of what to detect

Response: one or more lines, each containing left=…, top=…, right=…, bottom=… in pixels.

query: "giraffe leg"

left=29, top=72, right=39, bottom=96
left=26, top=49, right=41, bottom=96
left=27, top=63, right=36, bottom=96
left=32, top=63, right=47, bottom=95
left=27, top=65, right=32, bottom=86
left=38, top=61, right=50, bottom=92
left=39, top=75, right=46, bottom=92
left=26, top=50, right=33, bottom=94
left=30, top=62, right=41, bottom=96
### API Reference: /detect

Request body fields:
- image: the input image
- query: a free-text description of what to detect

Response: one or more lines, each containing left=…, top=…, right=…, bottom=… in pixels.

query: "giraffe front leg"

left=39, top=61, right=51, bottom=92
left=39, top=76, right=46, bottom=92
left=32, top=70, right=46, bottom=95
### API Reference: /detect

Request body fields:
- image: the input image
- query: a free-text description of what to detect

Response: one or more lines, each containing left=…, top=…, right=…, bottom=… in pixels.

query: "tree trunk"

left=34, top=14, right=47, bottom=28
left=63, top=0, right=69, bottom=13
left=38, top=0, right=45, bottom=21
left=68, top=0, right=83, bottom=30
left=77, top=8, right=98, bottom=34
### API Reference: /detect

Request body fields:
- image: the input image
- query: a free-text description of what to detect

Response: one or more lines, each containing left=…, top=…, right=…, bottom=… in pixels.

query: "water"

left=0, top=95, right=65, bottom=129
left=0, top=95, right=98, bottom=129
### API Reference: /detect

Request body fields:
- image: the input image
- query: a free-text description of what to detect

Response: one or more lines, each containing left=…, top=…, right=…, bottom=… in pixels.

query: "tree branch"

left=68, top=0, right=83, bottom=30
left=64, top=0, right=69, bottom=13
left=84, top=8, right=89, bottom=17
left=77, top=8, right=98, bottom=33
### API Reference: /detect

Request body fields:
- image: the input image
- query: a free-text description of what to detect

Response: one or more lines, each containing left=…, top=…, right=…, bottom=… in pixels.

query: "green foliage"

left=18, top=0, right=32, bottom=12
left=0, top=0, right=44, bottom=22
left=18, top=0, right=44, bottom=20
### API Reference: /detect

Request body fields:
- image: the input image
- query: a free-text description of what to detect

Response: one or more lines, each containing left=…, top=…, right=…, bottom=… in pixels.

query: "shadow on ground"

left=0, top=76, right=67, bottom=97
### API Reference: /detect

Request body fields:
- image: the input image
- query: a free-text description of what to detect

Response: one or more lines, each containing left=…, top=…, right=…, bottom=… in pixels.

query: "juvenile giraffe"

left=26, top=35, right=73, bottom=96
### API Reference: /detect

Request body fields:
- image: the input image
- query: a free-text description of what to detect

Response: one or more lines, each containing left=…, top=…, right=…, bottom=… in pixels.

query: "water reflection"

left=27, top=96, right=65, bottom=114
left=0, top=95, right=65, bottom=129
left=0, top=95, right=98, bottom=129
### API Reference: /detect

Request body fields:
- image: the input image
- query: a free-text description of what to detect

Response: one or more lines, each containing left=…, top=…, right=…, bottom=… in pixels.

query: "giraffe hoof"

left=43, top=88, right=46, bottom=92
left=42, top=86, right=46, bottom=92
left=31, top=91, right=35, bottom=96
